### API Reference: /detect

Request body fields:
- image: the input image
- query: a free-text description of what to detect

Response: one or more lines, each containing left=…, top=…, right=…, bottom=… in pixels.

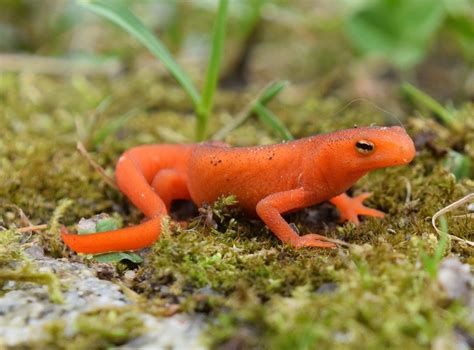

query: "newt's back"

left=187, top=141, right=307, bottom=213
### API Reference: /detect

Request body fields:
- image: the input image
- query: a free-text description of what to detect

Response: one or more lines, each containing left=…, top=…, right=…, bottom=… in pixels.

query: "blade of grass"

left=196, top=0, right=229, bottom=141
left=79, top=0, right=200, bottom=107
left=253, top=102, right=293, bottom=141
left=212, top=80, right=289, bottom=140
left=75, top=96, right=112, bottom=146
left=444, top=150, right=471, bottom=180
left=422, top=215, right=449, bottom=279
left=401, top=82, right=459, bottom=130
left=92, top=109, right=137, bottom=147
left=259, top=80, right=288, bottom=105
left=433, top=216, right=449, bottom=266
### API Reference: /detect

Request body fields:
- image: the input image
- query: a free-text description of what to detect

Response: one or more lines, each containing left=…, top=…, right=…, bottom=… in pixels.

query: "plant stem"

left=196, top=0, right=229, bottom=141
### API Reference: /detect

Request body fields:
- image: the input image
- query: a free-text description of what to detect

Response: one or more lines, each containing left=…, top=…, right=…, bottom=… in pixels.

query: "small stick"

left=402, top=177, right=412, bottom=204
left=2, top=204, right=33, bottom=227
left=76, top=141, right=118, bottom=189
left=0, top=53, right=121, bottom=76
left=322, top=237, right=352, bottom=248
left=431, top=193, right=474, bottom=247
left=16, top=224, right=48, bottom=233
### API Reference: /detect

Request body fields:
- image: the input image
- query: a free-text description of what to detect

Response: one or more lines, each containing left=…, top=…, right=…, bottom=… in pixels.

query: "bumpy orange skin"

left=62, top=126, right=416, bottom=253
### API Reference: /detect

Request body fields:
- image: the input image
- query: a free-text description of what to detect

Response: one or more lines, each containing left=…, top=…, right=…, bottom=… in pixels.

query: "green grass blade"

left=422, top=215, right=450, bottom=279
left=79, top=0, right=200, bottom=107
left=212, top=80, right=289, bottom=140
left=259, top=80, right=288, bottom=105
left=253, top=102, right=293, bottom=141
left=401, top=82, right=459, bottom=130
left=445, top=150, right=472, bottom=180
left=196, top=0, right=229, bottom=141
left=434, top=216, right=449, bottom=263
left=92, top=109, right=136, bottom=147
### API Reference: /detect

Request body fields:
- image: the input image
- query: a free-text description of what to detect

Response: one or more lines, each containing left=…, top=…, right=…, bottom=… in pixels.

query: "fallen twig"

left=321, top=236, right=352, bottom=248
left=16, top=224, right=48, bottom=233
left=402, top=177, right=412, bottom=204
left=76, top=141, right=117, bottom=189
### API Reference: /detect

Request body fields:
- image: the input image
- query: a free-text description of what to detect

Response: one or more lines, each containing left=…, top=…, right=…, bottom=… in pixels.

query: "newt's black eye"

left=355, top=140, right=375, bottom=154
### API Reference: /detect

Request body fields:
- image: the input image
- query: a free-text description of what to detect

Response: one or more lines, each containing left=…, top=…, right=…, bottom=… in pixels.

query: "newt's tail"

left=61, top=217, right=162, bottom=254
left=61, top=144, right=194, bottom=254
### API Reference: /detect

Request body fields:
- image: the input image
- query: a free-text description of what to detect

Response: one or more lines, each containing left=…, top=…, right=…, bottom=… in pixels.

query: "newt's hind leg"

left=330, top=193, right=384, bottom=225
left=151, top=169, right=191, bottom=210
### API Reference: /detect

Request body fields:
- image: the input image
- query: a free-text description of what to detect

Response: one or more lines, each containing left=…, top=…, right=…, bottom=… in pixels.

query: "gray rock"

left=121, top=314, right=206, bottom=350
left=437, top=257, right=474, bottom=322
left=0, top=251, right=205, bottom=348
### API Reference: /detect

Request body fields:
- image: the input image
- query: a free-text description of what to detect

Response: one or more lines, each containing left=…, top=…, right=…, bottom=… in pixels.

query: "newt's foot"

left=291, top=234, right=336, bottom=248
left=332, top=193, right=384, bottom=225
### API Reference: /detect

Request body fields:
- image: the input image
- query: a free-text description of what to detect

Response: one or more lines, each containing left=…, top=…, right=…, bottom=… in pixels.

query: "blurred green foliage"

left=346, top=0, right=474, bottom=68
left=1, top=0, right=473, bottom=75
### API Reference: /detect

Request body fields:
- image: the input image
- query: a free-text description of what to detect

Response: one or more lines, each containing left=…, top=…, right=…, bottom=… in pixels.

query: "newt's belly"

left=187, top=145, right=302, bottom=213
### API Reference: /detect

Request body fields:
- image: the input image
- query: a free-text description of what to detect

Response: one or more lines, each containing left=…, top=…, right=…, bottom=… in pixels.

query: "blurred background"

left=1, top=0, right=473, bottom=109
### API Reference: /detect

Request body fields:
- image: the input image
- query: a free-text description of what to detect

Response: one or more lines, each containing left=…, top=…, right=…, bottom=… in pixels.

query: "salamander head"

left=320, top=126, right=416, bottom=173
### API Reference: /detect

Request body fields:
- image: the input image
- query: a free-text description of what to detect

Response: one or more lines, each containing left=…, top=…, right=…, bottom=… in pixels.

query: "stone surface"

left=437, top=257, right=474, bottom=322
left=122, top=314, right=205, bottom=349
left=0, top=247, right=205, bottom=348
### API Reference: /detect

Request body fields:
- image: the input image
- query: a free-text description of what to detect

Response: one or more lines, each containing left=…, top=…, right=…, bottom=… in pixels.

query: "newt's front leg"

left=256, top=188, right=335, bottom=248
left=330, top=193, right=384, bottom=224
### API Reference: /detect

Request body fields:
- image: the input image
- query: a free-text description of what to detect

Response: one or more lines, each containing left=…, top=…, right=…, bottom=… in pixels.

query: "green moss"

left=0, top=264, right=63, bottom=303
left=0, top=228, right=64, bottom=302
left=0, top=229, right=24, bottom=265
left=41, top=198, right=73, bottom=258
left=1, top=72, right=473, bottom=349
left=208, top=243, right=471, bottom=349
left=39, top=308, right=145, bottom=350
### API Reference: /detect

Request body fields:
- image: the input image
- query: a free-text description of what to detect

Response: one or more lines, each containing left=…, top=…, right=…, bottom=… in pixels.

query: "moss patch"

left=1, top=72, right=473, bottom=349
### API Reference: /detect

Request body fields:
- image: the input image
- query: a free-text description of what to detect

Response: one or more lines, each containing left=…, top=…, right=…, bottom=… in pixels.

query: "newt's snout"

left=391, top=126, right=416, bottom=165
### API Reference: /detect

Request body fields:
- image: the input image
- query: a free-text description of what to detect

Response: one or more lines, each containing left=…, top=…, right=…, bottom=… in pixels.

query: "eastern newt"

left=62, top=126, right=415, bottom=253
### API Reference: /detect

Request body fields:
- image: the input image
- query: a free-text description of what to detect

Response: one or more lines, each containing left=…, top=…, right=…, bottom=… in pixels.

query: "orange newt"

left=62, top=126, right=415, bottom=254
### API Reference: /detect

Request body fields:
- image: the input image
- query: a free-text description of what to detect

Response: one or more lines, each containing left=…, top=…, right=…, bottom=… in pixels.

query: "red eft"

left=62, top=126, right=416, bottom=254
